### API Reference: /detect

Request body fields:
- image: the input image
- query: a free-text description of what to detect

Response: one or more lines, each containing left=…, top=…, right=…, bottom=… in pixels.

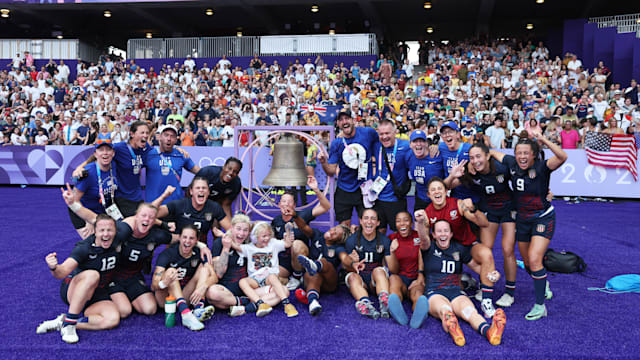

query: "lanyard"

left=96, top=163, right=115, bottom=207
left=342, top=136, right=354, bottom=156
left=127, top=143, right=142, bottom=170
left=157, top=148, right=181, bottom=181
left=454, top=143, right=464, bottom=164
left=378, top=141, right=398, bottom=173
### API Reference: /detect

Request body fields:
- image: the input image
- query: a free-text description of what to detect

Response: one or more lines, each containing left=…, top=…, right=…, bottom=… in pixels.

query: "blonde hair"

left=230, top=213, right=252, bottom=244
left=250, top=221, right=273, bottom=244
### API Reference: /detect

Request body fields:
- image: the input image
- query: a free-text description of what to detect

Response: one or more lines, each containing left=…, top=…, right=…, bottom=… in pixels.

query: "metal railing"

left=588, top=13, right=640, bottom=28
left=127, top=33, right=377, bottom=59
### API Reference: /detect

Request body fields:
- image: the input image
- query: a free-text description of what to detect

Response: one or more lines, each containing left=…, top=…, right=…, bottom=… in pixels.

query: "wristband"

left=49, top=265, right=57, bottom=271
left=69, top=202, right=82, bottom=213
left=160, top=221, right=171, bottom=232
left=158, top=280, right=167, bottom=289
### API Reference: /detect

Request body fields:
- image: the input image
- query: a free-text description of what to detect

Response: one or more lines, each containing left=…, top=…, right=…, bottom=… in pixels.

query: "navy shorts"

left=334, top=187, right=365, bottom=223
left=108, top=274, right=151, bottom=301
left=426, top=288, right=466, bottom=302
left=278, top=248, right=293, bottom=274
left=516, top=211, right=556, bottom=243
left=60, top=275, right=111, bottom=309
left=399, top=274, right=416, bottom=288
left=485, top=209, right=516, bottom=224
left=220, top=280, right=243, bottom=297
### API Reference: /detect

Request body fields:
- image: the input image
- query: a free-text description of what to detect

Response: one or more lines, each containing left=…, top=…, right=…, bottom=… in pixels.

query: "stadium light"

left=311, top=5, right=319, bottom=13
left=146, top=32, right=152, bottom=39
left=1, top=9, right=10, bottom=18
left=236, top=31, right=243, bottom=37
left=329, top=29, right=336, bottom=35
left=205, top=8, right=213, bottom=16
left=426, top=26, right=434, bottom=33
left=526, top=23, right=534, bottom=30
left=424, top=2, right=432, bottom=9
left=103, top=10, right=111, bottom=18
left=536, top=0, right=544, bottom=3
left=56, top=35, right=63, bottom=39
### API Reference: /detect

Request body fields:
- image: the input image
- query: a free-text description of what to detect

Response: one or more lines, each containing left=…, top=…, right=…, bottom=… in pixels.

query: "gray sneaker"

left=181, top=311, right=205, bottom=331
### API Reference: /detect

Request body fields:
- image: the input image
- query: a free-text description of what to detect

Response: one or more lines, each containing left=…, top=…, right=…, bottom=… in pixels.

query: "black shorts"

left=334, top=187, right=364, bottom=223
left=516, top=211, right=556, bottom=243
left=114, top=197, right=143, bottom=218
left=426, top=287, right=466, bottom=301
left=279, top=247, right=293, bottom=274
left=399, top=274, right=417, bottom=288
left=219, top=280, right=243, bottom=297
left=374, top=198, right=407, bottom=232
left=484, top=208, right=516, bottom=224
left=60, top=275, right=111, bottom=309
left=108, top=274, right=151, bottom=301
left=413, top=197, right=431, bottom=213
left=68, top=208, right=87, bottom=229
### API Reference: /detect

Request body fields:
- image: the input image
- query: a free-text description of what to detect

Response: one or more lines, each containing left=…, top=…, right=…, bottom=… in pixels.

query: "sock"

left=358, top=296, right=371, bottom=303
left=236, top=296, right=250, bottom=306
left=282, top=298, right=290, bottom=305
left=531, top=268, right=547, bottom=305
left=177, top=297, right=190, bottom=315
left=478, top=322, right=490, bottom=337
left=505, top=281, right=516, bottom=296
left=63, top=313, right=80, bottom=327
left=481, top=284, right=494, bottom=300
left=194, top=299, right=205, bottom=310
left=307, top=289, right=320, bottom=303
left=245, top=300, right=263, bottom=313
left=293, top=271, right=304, bottom=279
left=314, top=260, right=324, bottom=273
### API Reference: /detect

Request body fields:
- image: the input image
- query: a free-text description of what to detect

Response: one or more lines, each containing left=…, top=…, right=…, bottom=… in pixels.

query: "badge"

left=416, top=177, right=424, bottom=184
left=376, top=244, right=384, bottom=253
left=536, top=224, right=546, bottom=233
left=224, top=188, right=232, bottom=194
left=450, top=210, right=458, bottom=220
left=116, top=244, right=122, bottom=253
left=528, top=169, right=536, bottom=179
left=371, top=176, right=387, bottom=195
left=358, top=161, right=368, bottom=180
left=327, top=248, right=335, bottom=257
left=147, top=242, right=155, bottom=251
left=452, top=252, right=460, bottom=261
left=413, top=237, right=421, bottom=246
left=511, top=211, right=517, bottom=220
left=191, top=259, right=199, bottom=268
left=105, top=204, right=124, bottom=221
left=205, top=213, right=213, bottom=221
left=161, top=166, right=170, bottom=176
left=133, top=166, right=140, bottom=175
left=497, top=174, right=504, bottom=183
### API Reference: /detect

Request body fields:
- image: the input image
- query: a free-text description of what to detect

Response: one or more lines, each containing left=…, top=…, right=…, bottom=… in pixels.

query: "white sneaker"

left=495, top=293, right=515, bottom=307
left=545, top=281, right=553, bottom=300
left=37, top=314, right=64, bottom=334
left=286, top=276, right=302, bottom=291
left=181, top=311, right=205, bottom=331
left=309, top=299, right=322, bottom=316
left=475, top=289, right=482, bottom=301
left=60, top=325, right=79, bottom=344
left=481, top=298, right=496, bottom=318
left=228, top=306, right=246, bottom=317
left=193, top=305, right=215, bottom=322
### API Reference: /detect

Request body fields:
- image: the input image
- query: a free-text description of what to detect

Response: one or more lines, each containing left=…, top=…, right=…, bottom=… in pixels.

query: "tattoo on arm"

left=154, top=270, right=164, bottom=278
left=214, top=252, right=229, bottom=277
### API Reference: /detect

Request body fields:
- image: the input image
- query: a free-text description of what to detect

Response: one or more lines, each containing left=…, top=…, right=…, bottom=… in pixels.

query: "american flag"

left=584, top=131, right=638, bottom=181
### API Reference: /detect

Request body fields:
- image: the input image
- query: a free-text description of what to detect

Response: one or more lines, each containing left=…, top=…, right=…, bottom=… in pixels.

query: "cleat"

left=286, top=277, right=302, bottom=291
left=181, top=311, right=205, bottom=331
left=256, top=303, right=273, bottom=317
left=297, top=255, right=318, bottom=276
left=309, top=299, right=322, bottom=316
left=60, top=324, right=79, bottom=344
left=496, top=293, right=515, bottom=307
left=37, top=314, right=64, bottom=334
left=388, top=293, right=408, bottom=326
left=284, top=303, right=299, bottom=318
left=444, top=311, right=466, bottom=346
left=545, top=281, right=553, bottom=300
left=410, top=295, right=429, bottom=329
left=378, top=292, right=390, bottom=319
left=487, top=308, right=507, bottom=345
left=355, top=300, right=380, bottom=320
left=295, top=288, right=309, bottom=305
left=475, top=289, right=482, bottom=301
left=228, top=306, right=246, bottom=317
left=193, top=305, right=215, bottom=323
left=525, top=304, right=547, bottom=321
left=481, top=298, right=497, bottom=318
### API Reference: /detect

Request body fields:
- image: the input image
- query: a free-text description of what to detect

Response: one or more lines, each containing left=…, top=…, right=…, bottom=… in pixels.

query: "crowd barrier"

left=0, top=146, right=637, bottom=198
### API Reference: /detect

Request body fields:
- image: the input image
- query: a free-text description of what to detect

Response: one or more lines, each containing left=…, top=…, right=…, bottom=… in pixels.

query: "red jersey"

left=388, top=230, right=421, bottom=279
left=425, top=197, right=476, bottom=246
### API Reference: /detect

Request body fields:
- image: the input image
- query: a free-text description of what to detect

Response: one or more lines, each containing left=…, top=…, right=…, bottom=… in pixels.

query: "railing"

left=588, top=13, right=640, bottom=28
left=617, top=24, right=640, bottom=34
left=127, top=33, right=377, bottom=59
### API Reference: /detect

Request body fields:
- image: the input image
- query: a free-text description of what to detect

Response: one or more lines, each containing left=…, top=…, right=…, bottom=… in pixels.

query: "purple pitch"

left=2, top=187, right=639, bottom=359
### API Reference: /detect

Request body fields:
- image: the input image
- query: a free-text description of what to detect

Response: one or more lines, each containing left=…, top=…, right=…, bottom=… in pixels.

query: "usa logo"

left=147, top=242, right=156, bottom=251
left=496, top=175, right=504, bottom=183
left=376, top=244, right=384, bottom=253
left=528, top=169, right=536, bottom=179
left=116, top=244, right=122, bottom=253
left=224, top=189, right=233, bottom=194
left=536, top=224, right=546, bottom=233
left=452, top=252, right=460, bottom=261
left=413, top=237, right=421, bottom=246
left=191, top=259, right=199, bottom=268
left=327, top=248, right=335, bottom=257
left=450, top=210, right=458, bottom=220
left=205, top=213, right=213, bottom=221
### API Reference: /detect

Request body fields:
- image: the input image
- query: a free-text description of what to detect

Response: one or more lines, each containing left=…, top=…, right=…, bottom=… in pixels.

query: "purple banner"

left=582, top=22, right=597, bottom=71
left=632, top=39, right=640, bottom=84
left=613, top=32, right=635, bottom=86
left=563, top=19, right=586, bottom=59
left=593, top=27, right=616, bottom=73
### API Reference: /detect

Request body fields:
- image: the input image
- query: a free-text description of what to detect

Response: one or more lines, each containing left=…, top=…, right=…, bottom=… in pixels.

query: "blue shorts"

left=516, top=211, right=556, bottom=243
left=399, top=274, right=416, bottom=288
left=345, top=268, right=389, bottom=290
left=60, top=275, right=111, bottom=309
left=219, top=280, right=243, bottom=297
left=426, top=288, right=466, bottom=302
left=108, top=274, right=151, bottom=301
left=485, top=209, right=516, bottom=224
left=278, top=248, right=293, bottom=274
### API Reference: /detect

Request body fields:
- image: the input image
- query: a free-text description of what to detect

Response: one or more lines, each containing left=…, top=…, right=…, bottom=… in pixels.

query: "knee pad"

left=442, top=304, right=453, bottom=313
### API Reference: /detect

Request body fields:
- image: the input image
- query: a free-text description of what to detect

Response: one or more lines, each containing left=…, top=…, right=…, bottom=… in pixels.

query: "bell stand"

left=233, top=125, right=336, bottom=229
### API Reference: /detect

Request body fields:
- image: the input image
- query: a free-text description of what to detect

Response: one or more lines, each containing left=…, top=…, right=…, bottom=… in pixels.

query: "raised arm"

left=62, top=183, right=98, bottom=224
left=45, top=252, right=78, bottom=280
left=489, top=149, right=506, bottom=162
left=443, top=159, right=466, bottom=189
left=317, top=150, right=338, bottom=176
left=414, top=209, right=431, bottom=250
left=457, top=198, right=489, bottom=228
left=72, top=155, right=96, bottom=178
left=532, top=131, right=568, bottom=171
left=309, top=176, right=331, bottom=218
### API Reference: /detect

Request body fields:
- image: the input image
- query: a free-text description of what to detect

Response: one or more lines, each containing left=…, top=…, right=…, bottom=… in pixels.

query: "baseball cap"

left=158, top=124, right=178, bottom=134
left=95, top=139, right=113, bottom=149
left=440, top=120, right=460, bottom=132
left=410, top=130, right=427, bottom=142
left=337, top=109, right=352, bottom=119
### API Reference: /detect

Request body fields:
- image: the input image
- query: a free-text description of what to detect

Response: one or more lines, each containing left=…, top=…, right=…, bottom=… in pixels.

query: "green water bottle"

left=165, top=296, right=176, bottom=328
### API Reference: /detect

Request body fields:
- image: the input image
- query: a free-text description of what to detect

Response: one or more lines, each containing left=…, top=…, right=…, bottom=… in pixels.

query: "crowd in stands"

left=1, top=39, right=639, bottom=149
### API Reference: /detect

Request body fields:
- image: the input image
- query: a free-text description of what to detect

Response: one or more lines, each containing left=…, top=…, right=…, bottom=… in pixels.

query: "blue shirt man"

left=438, top=121, right=476, bottom=201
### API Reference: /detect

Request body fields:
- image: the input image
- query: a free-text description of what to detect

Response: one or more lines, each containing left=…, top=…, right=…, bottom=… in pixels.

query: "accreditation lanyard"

left=342, top=136, right=354, bottom=156
left=96, top=163, right=115, bottom=207
left=127, top=143, right=142, bottom=174
left=378, top=141, right=397, bottom=178
left=158, top=148, right=181, bottom=181
left=453, top=143, right=464, bottom=166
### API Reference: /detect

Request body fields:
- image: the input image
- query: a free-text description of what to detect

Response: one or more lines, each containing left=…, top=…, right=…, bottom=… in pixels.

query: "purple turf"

left=2, top=186, right=639, bottom=359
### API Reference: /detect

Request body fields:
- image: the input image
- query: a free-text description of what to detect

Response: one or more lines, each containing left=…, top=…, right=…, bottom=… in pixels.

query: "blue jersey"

left=328, top=127, right=378, bottom=192
left=75, top=162, right=118, bottom=214
left=407, top=152, right=444, bottom=202
left=211, top=237, right=247, bottom=286
left=439, top=141, right=477, bottom=201
left=144, top=147, right=195, bottom=204
left=502, top=155, right=553, bottom=221
left=113, top=141, right=151, bottom=201
left=115, top=224, right=172, bottom=279
left=155, top=243, right=203, bottom=287
left=343, top=232, right=391, bottom=274
left=468, top=158, right=514, bottom=214
left=165, top=198, right=226, bottom=243
left=422, top=241, right=472, bottom=292
left=371, top=139, right=411, bottom=202
left=308, top=228, right=344, bottom=269
left=196, top=165, right=242, bottom=204
left=271, top=208, right=315, bottom=243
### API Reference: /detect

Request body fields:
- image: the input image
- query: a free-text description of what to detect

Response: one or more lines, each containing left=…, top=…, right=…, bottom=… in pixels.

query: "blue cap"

left=461, top=116, right=470, bottom=123
left=95, top=139, right=113, bottom=150
left=410, top=130, right=427, bottom=142
left=440, top=121, right=460, bottom=132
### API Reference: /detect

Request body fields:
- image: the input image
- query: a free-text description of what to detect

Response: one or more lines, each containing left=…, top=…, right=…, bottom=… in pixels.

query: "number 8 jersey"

left=422, top=241, right=472, bottom=292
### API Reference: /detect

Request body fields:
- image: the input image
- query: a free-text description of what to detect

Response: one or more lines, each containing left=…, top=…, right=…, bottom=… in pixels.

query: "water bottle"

left=516, top=260, right=525, bottom=269
left=165, top=296, right=176, bottom=328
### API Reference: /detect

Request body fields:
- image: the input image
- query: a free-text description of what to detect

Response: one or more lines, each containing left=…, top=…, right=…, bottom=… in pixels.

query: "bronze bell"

left=262, top=134, right=308, bottom=186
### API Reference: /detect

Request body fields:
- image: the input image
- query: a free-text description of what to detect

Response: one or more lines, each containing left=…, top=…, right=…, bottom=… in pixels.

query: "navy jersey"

left=502, top=155, right=552, bottom=220
left=371, top=139, right=411, bottom=202
left=155, top=243, right=203, bottom=286
left=271, top=208, right=315, bottom=243
left=211, top=237, right=247, bottom=286
left=68, top=223, right=125, bottom=288
left=75, top=162, right=118, bottom=214
left=422, top=241, right=472, bottom=292
left=308, top=228, right=344, bottom=269
left=439, top=141, right=477, bottom=201
left=113, top=141, right=151, bottom=201
left=343, top=232, right=391, bottom=274
left=165, top=198, right=226, bottom=242
left=144, top=147, right=195, bottom=204
left=115, top=224, right=172, bottom=279
left=407, top=152, right=444, bottom=202
left=328, top=126, right=378, bottom=192
left=196, top=165, right=241, bottom=204
left=468, top=158, right=514, bottom=214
